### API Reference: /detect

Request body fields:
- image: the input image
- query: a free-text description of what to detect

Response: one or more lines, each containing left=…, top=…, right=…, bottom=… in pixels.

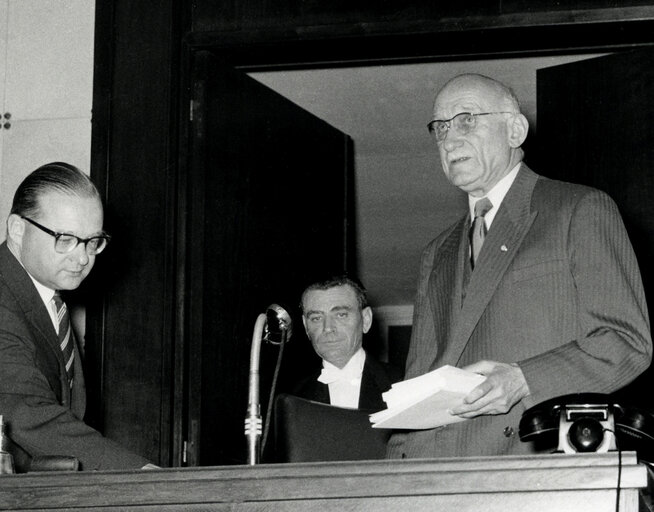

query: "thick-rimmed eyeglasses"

left=427, top=112, right=515, bottom=143
left=21, top=216, right=111, bottom=255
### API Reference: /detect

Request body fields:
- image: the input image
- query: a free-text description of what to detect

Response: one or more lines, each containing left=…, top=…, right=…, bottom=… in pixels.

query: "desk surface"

left=0, top=452, right=646, bottom=511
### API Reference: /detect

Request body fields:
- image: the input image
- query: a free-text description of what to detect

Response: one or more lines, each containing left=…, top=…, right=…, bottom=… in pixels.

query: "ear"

left=507, top=113, right=529, bottom=148
left=6, top=214, right=25, bottom=246
left=301, top=315, right=309, bottom=335
left=361, top=306, right=373, bottom=334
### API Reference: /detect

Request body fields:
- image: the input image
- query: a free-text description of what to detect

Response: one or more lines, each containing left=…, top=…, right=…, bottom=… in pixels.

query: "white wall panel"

left=4, top=0, right=94, bottom=120
left=0, top=118, right=92, bottom=240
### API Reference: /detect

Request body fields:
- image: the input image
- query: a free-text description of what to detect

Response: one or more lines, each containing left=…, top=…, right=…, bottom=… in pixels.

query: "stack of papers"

left=369, top=365, right=486, bottom=430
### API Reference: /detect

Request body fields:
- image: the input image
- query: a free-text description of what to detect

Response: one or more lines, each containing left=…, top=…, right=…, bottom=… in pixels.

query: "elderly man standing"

left=387, top=74, right=652, bottom=459
left=294, top=276, right=402, bottom=410
left=0, top=162, right=154, bottom=470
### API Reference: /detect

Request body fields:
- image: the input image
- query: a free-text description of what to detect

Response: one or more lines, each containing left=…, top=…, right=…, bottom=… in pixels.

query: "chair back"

left=274, top=393, right=390, bottom=462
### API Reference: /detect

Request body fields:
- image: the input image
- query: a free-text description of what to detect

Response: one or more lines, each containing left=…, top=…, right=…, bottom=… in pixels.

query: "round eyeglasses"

left=427, top=112, right=515, bottom=143
left=21, top=216, right=111, bottom=255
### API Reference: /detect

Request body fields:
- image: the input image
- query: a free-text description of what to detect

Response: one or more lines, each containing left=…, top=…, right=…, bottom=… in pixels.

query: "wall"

left=0, top=0, right=94, bottom=231
left=249, top=54, right=603, bottom=308
left=0, top=0, right=95, bottom=338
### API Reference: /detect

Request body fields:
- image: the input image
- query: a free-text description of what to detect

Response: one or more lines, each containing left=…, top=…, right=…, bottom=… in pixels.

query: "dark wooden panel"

left=188, top=7, right=654, bottom=69
left=89, top=0, right=181, bottom=466
left=191, top=0, right=499, bottom=32
left=536, top=47, right=654, bottom=407
left=0, top=454, right=644, bottom=511
left=504, top=0, right=654, bottom=13
left=188, top=52, right=353, bottom=466
left=191, top=0, right=654, bottom=34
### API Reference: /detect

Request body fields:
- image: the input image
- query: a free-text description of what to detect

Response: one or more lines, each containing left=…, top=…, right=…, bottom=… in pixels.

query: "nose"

left=323, top=316, right=336, bottom=333
left=71, top=243, right=91, bottom=266
left=440, top=130, right=464, bottom=152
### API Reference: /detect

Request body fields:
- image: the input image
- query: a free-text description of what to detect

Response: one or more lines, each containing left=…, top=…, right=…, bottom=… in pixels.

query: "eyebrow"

left=24, top=217, right=108, bottom=239
left=304, top=305, right=354, bottom=316
left=61, top=230, right=108, bottom=238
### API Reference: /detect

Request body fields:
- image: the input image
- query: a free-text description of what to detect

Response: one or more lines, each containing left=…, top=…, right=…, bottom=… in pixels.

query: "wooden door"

left=186, top=51, right=354, bottom=465
left=536, top=47, right=654, bottom=406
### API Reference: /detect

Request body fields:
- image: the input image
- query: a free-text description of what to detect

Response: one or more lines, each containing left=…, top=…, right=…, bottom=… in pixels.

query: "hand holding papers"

left=369, top=365, right=487, bottom=430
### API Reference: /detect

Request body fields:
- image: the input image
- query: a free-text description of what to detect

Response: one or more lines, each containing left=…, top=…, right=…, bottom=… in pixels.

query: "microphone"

left=264, top=304, right=293, bottom=345
left=245, top=304, right=293, bottom=465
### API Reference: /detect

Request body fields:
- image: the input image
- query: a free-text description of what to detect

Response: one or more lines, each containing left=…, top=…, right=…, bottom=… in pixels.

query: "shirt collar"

left=27, top=272, right=56, bottom=308
left=321, top=347, right=365, bottom=378
left=468, top=162, right=521, bottom=229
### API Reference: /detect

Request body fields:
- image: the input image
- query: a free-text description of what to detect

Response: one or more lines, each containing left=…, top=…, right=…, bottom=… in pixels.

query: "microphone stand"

left=245, top=313, right=267, bottom=466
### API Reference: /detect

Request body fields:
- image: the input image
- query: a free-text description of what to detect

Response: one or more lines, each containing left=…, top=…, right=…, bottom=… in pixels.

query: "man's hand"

left=449, top=360, right=530, bottom=418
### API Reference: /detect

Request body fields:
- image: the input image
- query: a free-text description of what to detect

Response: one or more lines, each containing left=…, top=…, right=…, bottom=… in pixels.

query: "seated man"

left=293, top=276, right=402, bottom=410
left=0, top=162, right=155, bottom=470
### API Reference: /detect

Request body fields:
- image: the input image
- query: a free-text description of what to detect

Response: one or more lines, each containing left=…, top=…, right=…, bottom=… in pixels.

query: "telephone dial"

left=519, top=393, right=654, bottom=460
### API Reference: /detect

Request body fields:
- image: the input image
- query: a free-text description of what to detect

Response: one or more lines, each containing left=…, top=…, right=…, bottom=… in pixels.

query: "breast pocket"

left=511, top=259, right=567, bottom=284
left=506, top=258, right=576, bottom=348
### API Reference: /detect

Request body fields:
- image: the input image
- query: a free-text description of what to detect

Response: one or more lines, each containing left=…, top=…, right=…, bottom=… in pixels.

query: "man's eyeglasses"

left=21, top=216, right=111, bottom=255
left=427, top=112, right=515, bottom=143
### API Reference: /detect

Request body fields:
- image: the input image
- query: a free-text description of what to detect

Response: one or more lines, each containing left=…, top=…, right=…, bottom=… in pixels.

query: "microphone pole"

left=244, top=304, right=293, bottom=465
left=245, top=313, right=267, bottom=466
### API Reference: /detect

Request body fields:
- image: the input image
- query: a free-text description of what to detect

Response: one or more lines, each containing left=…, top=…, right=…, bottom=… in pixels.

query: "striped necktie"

left=53, top=292, right=74, bottom=385
left=470, top=197, right=493, bottom=269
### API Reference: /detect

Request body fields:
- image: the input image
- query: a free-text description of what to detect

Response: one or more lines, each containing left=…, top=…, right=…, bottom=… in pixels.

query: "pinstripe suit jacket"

left=0, top=242, right=149, bottom=470
left=387, top=165, right=652, bottom=458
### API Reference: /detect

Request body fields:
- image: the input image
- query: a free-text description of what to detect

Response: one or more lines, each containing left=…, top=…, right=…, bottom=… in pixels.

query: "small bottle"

left=0, top=415, right=15, bottom=474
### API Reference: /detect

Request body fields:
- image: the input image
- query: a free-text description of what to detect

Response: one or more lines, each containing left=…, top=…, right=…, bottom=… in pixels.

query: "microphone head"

left=264, top=304, right=293, bottom=345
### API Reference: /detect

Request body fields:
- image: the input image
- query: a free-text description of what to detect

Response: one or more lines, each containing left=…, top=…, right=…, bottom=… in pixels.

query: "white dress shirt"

left=26, top=273, right=59, bottom=333
left=317, top=347, right=366, bottom=408
left=468, top=162, right=521, bottom=231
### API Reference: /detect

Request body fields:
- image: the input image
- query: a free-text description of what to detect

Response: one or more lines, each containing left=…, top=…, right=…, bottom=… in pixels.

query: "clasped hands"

left=449, top=360, right=530, bottom=418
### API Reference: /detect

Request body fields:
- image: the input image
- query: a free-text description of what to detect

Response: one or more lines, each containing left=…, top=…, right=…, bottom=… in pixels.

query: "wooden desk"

left=0, top=452, right=646, bottom=511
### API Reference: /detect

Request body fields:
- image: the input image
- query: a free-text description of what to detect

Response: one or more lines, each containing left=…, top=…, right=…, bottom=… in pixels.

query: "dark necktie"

left=53, top=292, right=74, bottom=386
left=470, top=197, right=493, bottom=268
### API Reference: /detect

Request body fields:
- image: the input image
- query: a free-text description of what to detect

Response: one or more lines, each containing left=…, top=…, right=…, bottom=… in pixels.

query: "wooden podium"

left=0, top=452, right=647, bottom=511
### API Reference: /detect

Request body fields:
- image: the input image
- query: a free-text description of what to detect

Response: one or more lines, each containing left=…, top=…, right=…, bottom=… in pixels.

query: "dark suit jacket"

left=387, top=165, right=652, bottom=459
left=293, top=351, right=403, bottom=411
left=0, top=242, right=149, bottom=470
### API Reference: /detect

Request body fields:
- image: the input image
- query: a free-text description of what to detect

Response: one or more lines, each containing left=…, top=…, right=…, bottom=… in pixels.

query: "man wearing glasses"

left=0, top=162, right=153, bottom=470
left=387, top=74, right=652, bottom=459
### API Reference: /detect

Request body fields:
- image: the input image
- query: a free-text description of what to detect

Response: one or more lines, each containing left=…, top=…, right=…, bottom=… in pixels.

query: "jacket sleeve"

left=0, top=304, right=151, bottom=471
left=518, top=189, right=652, bottom=406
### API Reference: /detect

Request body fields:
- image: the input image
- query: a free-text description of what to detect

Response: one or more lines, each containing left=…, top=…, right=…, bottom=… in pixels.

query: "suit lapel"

left=70, top=330, right=86, bottom=417
left=358, top=355, right=390, bottom=410
left=314, top=379, right=330, bottom=404
left=424, top=217, right=469, bottom=372
left=0, top=243, right=68, bottom=398
left=358, top=358, right=377, bottom=409
left=447, top=166, right=540, bottom=367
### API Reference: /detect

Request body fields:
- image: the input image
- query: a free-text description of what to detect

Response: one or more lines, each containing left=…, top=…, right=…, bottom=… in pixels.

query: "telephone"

left=519, top=393, right=654, bottom=461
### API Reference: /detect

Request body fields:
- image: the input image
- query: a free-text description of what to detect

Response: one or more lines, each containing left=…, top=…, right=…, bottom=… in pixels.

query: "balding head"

left=434, top=73, right=521, bottom=120
left=430, top=74, right=529, bottom=197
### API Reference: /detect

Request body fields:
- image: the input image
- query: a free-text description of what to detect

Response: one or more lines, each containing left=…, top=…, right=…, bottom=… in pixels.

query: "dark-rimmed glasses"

left=21, top=216, right=111, bottom=255
left=427, top=112, right=515, bottom=143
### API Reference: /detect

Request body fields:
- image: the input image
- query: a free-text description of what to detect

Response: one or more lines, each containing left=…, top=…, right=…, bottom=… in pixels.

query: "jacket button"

left=503, top=426, right=515, bottom=437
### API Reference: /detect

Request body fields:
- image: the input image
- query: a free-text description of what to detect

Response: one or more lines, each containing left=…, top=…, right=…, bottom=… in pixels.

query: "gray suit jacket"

left=0, top=242, right=149, bottom=470
left=387, top=165, right=652, bottom=458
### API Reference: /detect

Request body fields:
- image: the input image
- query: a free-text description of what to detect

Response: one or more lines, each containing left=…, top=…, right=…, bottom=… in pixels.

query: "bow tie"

left=318, top=366, right=362, bottom=385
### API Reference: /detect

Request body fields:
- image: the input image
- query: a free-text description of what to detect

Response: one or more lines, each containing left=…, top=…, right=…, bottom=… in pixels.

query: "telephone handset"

left=519, top=393, right=654, bottom=460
